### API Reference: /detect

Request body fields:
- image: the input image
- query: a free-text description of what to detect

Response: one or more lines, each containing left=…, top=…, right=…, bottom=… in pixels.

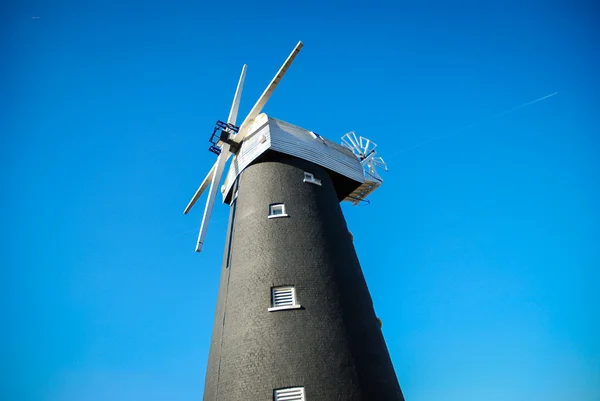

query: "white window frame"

left=303, top=171, right=322, bottom=186
left=268, top=203, right=288, bottom=219
left=274, top=387, right=305, bottom=401
left=268, top=286, right=301, bottom=312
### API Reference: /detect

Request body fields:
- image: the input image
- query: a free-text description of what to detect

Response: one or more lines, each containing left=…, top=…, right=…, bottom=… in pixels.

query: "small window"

left=303, top=172, right=322, bottom=186
left=268, top=203, right=288, bottom=218
left=268, top=286, right=301, bottom=311
left=274, top=387, right=305, bottom=401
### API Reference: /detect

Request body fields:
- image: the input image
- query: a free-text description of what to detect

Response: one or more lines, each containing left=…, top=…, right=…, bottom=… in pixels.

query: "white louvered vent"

left=268, top=286, right=301, bottom=312
left=274, top=387, right=305, bottom=401
left=273, top=287, right=294, bottom=307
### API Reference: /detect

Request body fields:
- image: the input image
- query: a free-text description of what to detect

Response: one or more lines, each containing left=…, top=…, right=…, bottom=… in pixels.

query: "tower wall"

left=203, top=154, right=404, bottom=400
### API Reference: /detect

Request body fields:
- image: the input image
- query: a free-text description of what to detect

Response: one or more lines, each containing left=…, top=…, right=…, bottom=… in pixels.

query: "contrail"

left=391, top=92, right=559, bottom=157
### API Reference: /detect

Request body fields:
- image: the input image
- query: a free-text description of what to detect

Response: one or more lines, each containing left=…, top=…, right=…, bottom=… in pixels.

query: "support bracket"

left=208, top=120, right=240, bottom=155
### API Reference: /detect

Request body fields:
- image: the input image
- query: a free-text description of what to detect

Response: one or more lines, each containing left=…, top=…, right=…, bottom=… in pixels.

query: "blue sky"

left=2, top=1, right=599, bottom=400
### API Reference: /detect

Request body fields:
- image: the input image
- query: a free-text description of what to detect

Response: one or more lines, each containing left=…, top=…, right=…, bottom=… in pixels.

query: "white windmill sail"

left=233, top=41, right=304, bottom=144
left=184, top=41, right=304, bottom=252
left=193, top=65, right=247, bottom=252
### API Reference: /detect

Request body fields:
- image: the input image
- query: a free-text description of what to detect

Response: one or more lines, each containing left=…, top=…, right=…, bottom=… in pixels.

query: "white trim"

left=268, top=214, right=289, bottom=219
left=268, top=203, right=288, bottom=218
left=267, top=304, right=302, bottom=312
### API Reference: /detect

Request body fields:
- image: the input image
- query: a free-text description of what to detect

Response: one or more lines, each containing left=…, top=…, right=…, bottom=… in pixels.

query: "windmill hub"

left=208, top=120, right=240, bottom=155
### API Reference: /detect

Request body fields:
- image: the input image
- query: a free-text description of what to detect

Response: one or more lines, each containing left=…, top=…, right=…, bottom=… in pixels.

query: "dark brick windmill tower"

left=184, top=41, right=405, bottom=401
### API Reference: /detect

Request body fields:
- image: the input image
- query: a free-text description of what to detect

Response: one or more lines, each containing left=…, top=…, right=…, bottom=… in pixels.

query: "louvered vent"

left=272, top=286, right=295, bottom=307
left=274, top=386, right=305, bottom=401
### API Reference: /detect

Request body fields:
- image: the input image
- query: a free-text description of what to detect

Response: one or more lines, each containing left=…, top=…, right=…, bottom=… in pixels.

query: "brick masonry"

left=203, top=153, right=405, bottom=400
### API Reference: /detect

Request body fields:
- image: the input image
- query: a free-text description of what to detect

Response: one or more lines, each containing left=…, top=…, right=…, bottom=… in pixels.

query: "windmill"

left=184, top=41, right=404, bottom=401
